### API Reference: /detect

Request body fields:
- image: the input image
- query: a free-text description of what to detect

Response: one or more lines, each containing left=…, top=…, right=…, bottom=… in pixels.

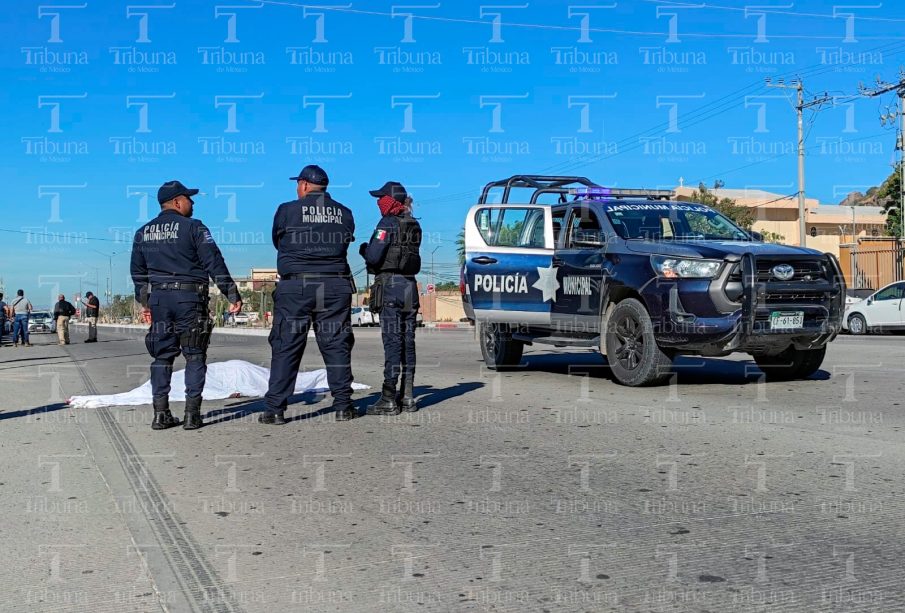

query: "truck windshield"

left=602, top=203, right=750, bottom=241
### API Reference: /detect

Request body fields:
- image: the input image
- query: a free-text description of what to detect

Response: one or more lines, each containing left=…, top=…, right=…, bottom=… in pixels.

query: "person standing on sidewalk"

left=53, top=294, right=76, bottom=345
left=131, top=180, right=242, bottom=431
left=360, top=181, right=422, bottom=415
left=81, top=291, right=100, bottom=342
left=10, top=290, right=33, bottom=347
left=0, top=293, right=8, bottom=347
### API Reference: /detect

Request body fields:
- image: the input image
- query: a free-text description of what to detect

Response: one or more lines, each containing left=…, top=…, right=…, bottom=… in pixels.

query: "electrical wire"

left=643, top=0, right=905, bottom=24
left=248, top=0, right=905, bottom=39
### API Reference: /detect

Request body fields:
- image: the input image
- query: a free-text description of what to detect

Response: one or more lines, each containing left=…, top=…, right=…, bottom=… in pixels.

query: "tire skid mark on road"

left=64, top=347, right=244, bottom=613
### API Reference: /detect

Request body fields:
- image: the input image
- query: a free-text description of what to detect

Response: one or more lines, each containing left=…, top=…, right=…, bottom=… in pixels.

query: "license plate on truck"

left=770, top=311, right=803, bottom=330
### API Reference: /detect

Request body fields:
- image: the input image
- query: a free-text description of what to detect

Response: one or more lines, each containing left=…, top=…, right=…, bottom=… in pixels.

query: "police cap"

left=290, top=165, right=329, bottom=186
left=157, top=180, right=199, bottom=204
left=369, top=181, right=408, bottom=203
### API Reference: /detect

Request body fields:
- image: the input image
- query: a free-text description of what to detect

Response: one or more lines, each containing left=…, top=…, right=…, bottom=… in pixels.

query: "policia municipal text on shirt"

left=260, top=165, right=358, bottom=424
left=131, top=180, right=243, bottom=431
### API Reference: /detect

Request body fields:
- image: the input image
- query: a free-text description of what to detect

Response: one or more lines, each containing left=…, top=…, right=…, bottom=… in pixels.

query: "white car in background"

left=843, top=281, right=905, bottom=335
left=351, top=306, right=378, bottom=326
left=28, top=311, right=56, bottom=334
left=232, top=312, right=250, bottom=326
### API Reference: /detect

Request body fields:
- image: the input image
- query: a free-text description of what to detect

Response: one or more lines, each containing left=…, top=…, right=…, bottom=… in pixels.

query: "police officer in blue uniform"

left=360, top=182, right=422, bottom=415
left=131, top=181, right=242, bottom=431
left=261, top=165, right=358, bottom=424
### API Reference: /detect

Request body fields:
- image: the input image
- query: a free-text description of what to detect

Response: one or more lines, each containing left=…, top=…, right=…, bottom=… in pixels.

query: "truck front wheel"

left=753, top=345, right=827, bottom=380
left=604, top=298, right=673, bottom=386
left=479, top=322, right=524, bottom=370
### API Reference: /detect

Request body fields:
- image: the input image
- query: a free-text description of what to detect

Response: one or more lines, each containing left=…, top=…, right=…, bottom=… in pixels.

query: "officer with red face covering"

left=360, top=181, right=422, bottom=414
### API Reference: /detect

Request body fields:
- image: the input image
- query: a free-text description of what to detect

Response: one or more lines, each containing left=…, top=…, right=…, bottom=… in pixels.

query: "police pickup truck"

left=461, top=175, right=846, bottom=386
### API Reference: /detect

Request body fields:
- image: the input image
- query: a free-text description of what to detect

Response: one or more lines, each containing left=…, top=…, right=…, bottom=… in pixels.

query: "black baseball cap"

left=369, top=181, right=408, bottom=203
left=157, top=180, right=199, bottom=204
left=290, top=164, right=329, bottom=186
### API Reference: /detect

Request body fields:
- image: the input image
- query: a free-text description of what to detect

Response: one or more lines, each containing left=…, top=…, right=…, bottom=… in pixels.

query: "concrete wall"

left=421, top=291, right=466, bottom=323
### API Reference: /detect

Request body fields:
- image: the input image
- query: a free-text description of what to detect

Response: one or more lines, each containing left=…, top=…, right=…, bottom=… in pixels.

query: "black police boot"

left=399, top=379, right=418, bottom=413
left=334, top=404, right=358, bottom=421
left=367, top=383, right=400, bottom=416
left=151, top=396, right=180, bottom=430
left=259, top=410, right=287, bottom=425
left=183, top=396, right=203, bottom=430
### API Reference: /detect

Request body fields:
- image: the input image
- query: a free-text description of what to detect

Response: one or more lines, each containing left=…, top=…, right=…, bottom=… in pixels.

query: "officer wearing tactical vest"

left=262, top=165, right=358, bottom=424
left=360, top=181, right=422, bottom=414
left=131, top=180, right=242, bottom=431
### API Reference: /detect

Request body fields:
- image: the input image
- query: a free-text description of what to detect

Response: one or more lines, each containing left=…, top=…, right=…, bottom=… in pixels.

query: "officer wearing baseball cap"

left=130, top=180, right=243, bottom=431
left=360, top=181, right=422, bottom=414
left=261, top=165, right=358, bottom=424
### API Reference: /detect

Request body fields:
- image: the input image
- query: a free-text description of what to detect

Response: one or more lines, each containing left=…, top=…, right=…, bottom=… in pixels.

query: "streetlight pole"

left=90, top=249, right=117, bottom=306
left=430, top=245, right=440, bottom=289
left=851, top=206, right=856, bottom=243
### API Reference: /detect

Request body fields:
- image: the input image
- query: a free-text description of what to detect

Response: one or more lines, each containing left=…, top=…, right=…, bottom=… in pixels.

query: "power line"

left=249, top=0, right=905, bottom=39
left=645, top=0, right=905, bottom=24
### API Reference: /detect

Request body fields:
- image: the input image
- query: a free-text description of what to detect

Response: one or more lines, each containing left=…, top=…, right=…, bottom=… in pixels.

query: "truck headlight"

left=651, top=256, right=722, bottom=279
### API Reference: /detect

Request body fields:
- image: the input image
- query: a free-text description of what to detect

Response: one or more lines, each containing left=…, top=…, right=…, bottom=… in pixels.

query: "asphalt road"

left=1, top=326, right=903, bottom=612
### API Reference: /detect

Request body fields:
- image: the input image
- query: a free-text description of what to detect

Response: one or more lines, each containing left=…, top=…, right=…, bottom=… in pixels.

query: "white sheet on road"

left=68, top=359, right=369, bottom=408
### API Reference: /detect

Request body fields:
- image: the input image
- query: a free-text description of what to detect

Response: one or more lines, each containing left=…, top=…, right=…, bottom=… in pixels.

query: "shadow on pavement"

left=0, top=403, right=68, bottom=422
left=204, top=391, right=329, bottom=425
left=357, top=381, right=485, bottom=412
left=516, top=352, right=830, bottom=385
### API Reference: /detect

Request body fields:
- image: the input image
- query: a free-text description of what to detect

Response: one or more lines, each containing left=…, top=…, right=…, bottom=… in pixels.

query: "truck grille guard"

left=739, top=252, right=846, bottom=337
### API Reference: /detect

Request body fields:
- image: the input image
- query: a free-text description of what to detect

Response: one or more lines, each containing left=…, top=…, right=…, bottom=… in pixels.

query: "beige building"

left=673, top=186, right=888, bottom=257
left=210, top=268, right=279, bottom=296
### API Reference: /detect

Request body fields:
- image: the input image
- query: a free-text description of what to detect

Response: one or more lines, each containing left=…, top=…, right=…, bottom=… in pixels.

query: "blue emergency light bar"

left=569, top=187, right=674, bottom=201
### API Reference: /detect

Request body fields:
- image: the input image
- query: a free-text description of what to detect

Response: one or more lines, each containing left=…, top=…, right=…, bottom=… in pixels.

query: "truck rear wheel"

left=604, top=298, right=673, bottom=386
left=753, top=346, right=826, bottom=381
left=479, top=323, right=524, bottom=370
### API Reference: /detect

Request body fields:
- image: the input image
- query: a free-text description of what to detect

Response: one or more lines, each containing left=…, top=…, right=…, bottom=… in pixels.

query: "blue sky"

left=3, top=0, right=905, bottom=306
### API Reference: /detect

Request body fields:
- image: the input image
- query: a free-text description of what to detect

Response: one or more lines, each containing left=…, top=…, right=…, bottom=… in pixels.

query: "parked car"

left=843, top=281, right=905, bottom=335
left=28, top=311, right=56, bottom=334
left=463, top=174, right=845, bottom=386
left=351, top=306, right=377, bottom=326
left=232, top=312, right=250, bottom=326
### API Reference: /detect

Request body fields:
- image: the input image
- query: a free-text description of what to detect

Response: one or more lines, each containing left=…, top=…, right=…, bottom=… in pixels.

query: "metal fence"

left=839, top=243, right=905, bottom=289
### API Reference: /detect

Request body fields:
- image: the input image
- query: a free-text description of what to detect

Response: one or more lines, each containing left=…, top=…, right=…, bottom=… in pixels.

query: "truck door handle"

left=552, top=257, right=565, bottom=267
left=471, top=256, right=498, bottom=265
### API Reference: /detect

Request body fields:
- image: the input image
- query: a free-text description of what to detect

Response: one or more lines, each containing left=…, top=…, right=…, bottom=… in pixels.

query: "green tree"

left=877, top=161, right=902, bottom=237
left=681, top=180, right=756, bottom=229
left=456, top=228, right=465, bottom=265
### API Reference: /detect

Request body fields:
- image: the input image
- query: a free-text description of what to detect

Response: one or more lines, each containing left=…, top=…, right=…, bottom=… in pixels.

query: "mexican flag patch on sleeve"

left=374, top=229, right=387, bottom=241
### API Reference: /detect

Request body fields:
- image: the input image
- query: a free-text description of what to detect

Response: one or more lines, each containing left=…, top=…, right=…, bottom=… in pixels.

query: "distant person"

left=131, top=180, right=242, bottom=431
left=10, top=290, right=33, bottom=348
left=53, top=294, right=76, bottom=345
left=0, top=292, right=7, bottom=346
left=360, top=182, right=422, bottom=414
left=81, top=291, right=100, bottom=342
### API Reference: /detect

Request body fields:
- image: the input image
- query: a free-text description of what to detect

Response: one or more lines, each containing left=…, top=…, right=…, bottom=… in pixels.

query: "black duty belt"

left=151, top=282, right=208, bottom=292
left=281, top=273, right=350, bottom=280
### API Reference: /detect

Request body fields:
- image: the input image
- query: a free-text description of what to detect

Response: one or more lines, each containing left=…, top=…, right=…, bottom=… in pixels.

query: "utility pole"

left=766, top=77, right=833, bottom=248
left=430, top=245, right=440, bottom=289
left=860, top=72, right=905, bottom=241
